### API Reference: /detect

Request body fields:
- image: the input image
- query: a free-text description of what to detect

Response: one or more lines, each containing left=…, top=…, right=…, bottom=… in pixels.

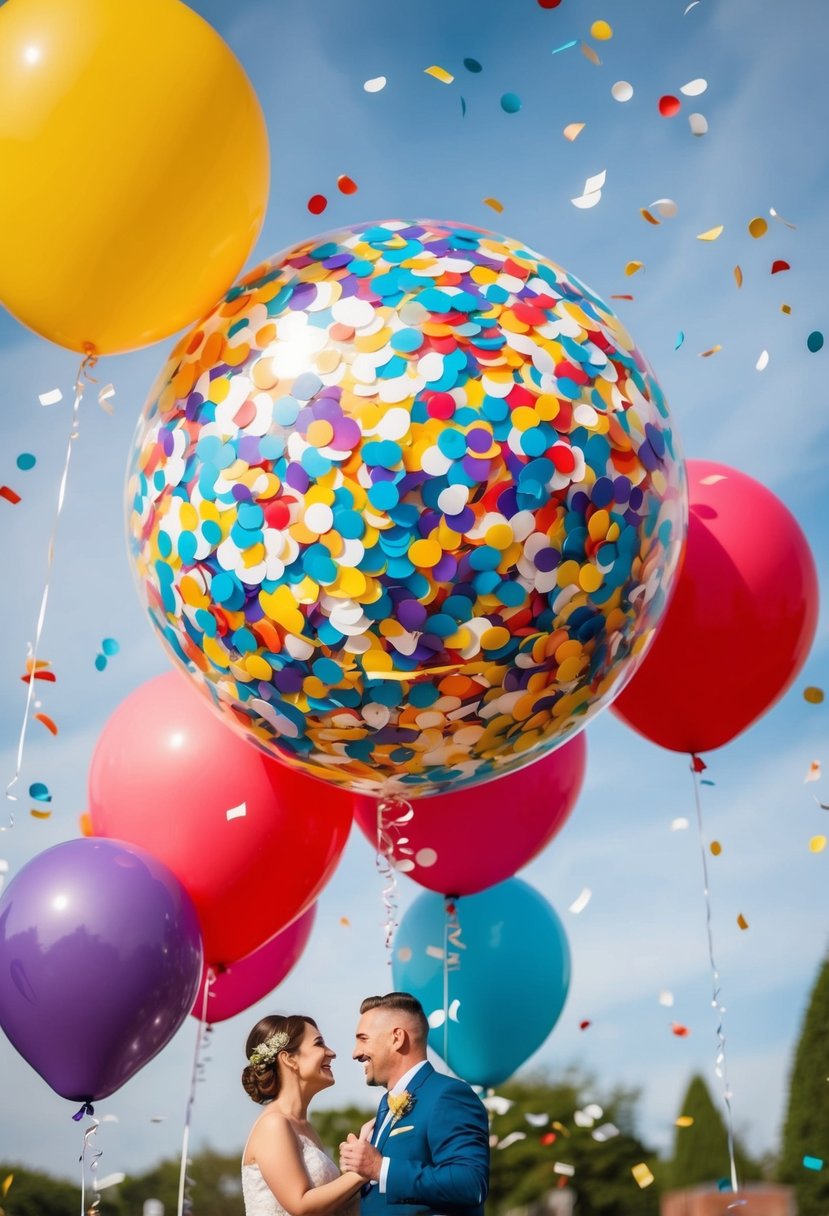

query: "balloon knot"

left=72, top=1101, right=95, bottom=1122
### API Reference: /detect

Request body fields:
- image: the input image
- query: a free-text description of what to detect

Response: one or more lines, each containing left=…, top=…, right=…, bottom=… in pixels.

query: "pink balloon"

left=88, top=673, right=352, bottom=968
left=354, top=732, right=587, bottom=895
left=612, top=460, right=819, bottom=753
left=191, top=904, right=316, bottom=1024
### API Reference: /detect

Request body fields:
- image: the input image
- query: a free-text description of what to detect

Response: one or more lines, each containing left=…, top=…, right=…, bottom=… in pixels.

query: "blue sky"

left=0, top=0, right=827, bottom=1188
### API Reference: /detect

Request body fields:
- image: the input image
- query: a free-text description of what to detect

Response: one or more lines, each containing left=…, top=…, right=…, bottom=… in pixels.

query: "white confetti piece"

left=525, top=1112, right=550, bottom=1127
left=482, top=1095, right=514, bottom=1115
left=364, top=76, right=387, bottom=93
left=611, top=80, right=633, bottom=102
left=756, top=349, right=769, bottom=371
left=680, top=78, right=708, bottom=96
left=583, top=1103, right=603, bottom=1120
left=689, top=112, right=708, bottom=136
left=650, top=197, right=678, bottom=219
left=226, top=802, right=247, bottom=820
left=670, top=817, right=690, bottom=831
left=569, top=887, right=592, bottom=914
left=659, top=989, right=675, bottom=1006
left=593, top=1123, right=620, bottom=1141
left=805, top=761, right=821, bottom=784
left=573, top=1109, right=595, bottom=1127
left=554, top=1162, right=575, bottom=1177
left=428, top=1008, right=446, bottom=1029
left=571, top=170, right=606, bottom=209
left=38, top=387, right=63, bottom=407
left=496, top=1132, right=527, bottom=1150
left=94, top=1173, right=126, bottom=1192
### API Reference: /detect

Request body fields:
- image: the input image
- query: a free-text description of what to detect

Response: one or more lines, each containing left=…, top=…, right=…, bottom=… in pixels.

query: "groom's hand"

left=339, top=1132, right=382, bottom=1181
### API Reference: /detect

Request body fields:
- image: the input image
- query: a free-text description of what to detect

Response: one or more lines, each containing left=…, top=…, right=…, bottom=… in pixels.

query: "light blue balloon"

left=392, top=877, right=571, bottom=1087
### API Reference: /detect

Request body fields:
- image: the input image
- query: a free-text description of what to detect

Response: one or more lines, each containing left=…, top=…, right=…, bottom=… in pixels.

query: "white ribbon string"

left=177, top=969, right=215, bottom=1216
left=374, top=796, right=413, bottom=958
left=79, top=1118, right=102, bottom=1216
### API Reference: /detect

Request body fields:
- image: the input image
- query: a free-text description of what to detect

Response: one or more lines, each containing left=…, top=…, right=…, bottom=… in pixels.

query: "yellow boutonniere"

left=388, top=1090, right=414, bottom=1122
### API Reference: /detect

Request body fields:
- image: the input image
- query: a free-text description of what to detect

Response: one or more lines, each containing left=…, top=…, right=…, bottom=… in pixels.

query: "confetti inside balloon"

left=126, top=220, right=686, bottom=796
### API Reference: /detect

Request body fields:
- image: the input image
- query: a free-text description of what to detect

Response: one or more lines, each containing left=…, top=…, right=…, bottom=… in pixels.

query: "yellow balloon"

left=0, top=0, right=269, bottom=355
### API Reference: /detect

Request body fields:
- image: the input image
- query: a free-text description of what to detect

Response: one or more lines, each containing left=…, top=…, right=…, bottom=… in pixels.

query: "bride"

left=241, top=1014, right=371, bottom=1216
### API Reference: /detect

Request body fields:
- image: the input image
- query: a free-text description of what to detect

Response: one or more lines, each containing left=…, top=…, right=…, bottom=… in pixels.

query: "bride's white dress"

left=242, top=1131, right=361, bottom=1216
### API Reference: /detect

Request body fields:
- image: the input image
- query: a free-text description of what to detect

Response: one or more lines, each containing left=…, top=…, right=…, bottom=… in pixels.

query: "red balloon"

left=191, top=904, right=316, bottom=1024
left=88, top=673, right=352, bottom=967
left=611, top=460, right=819, bottom=753
left=353, top=732, right=587, bottom=895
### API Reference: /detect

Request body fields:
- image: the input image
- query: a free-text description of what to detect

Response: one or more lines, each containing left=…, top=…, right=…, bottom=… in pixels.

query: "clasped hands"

left=339, top=1118, right=381, bottom=1181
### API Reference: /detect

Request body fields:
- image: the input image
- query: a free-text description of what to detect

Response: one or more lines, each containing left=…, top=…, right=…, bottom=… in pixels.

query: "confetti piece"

left=460, top=96, right=467, bottom=117
left=79, top=811, right=92, bottom=836
left=650, top=198, right=678, bottom=218
left=2, top=1174, right=12, bottom=1198
left=483, top=197, right=504, bottom=214
left=771, top=259, right=790, bottom=274
left=807, top=331, right=824, bottom=353
left=737, top=913, right=749, bottom=930
left=659, top=95, right=681, bottom=117
left=226, top=802, right=247, bottom=821
left=572, top=193, right=602, bottom=210
left=38, top=388, right=62, bottom=407
left=30, top=807, right=52, bottom=820
left=552, top=38, right=579, bottom=54
left=307, top=194, right=327, bottom=215
left=803, top=1156, right=824, bottom=1171
left=756, top=350, right=769, bottom=371
left=102, top=638, right=120, bottom=657
left=804, top=687, right=825, bottom=703
left=641, top=208, right=660, bottom=225
left=710, top=840, right=722, bottom=856
left=584, top=1103, right=603, bottom=1120
left=611, top=80, right=634, bottom=102
left=363, top=76, right=386, bottom=93
left=28, top=781, right=51, bottom=802
left=610, top=294, right=634, bottom=301
left=805, top=761, right=821, bottom=783
left=464, top=57, right=482, bottom=73
left=672, top=1022, right=690, bottom=1037
left=770, top=207, right=796, bottom=228
left=591, top=19, right=613, bottom=39
left=496, top=1132, right=527, bottom=1150
left=681, top=78, right=708, bottom=96
left=540, top=1131, right=557, bottom=1144
left=337, top=174, right=358, bottom=195
left=579, top=1019, right=591, bottom=1030
left=525, top=1112, right=550, bottom=1127
left=698, top=225, right=724, bottom=241
left=781, top=303, right=792, bottom=314
left=809, top=836, right=827, bottom=854
left=425, top=65, right=454, bottom=84
left=16, top=452, right=36, bottom=470
left=632, top=1164, right=655, bottom=1188
left=569, top=887, right=592, bottom=914
left=581, top=42, right=602, bottom=65
left=699, top=345, right=722, bottom=357
left=0, top=485, right=21, bottom=504
left=748, top=216, right=768, bottom=238
left=538, top=0, right=563, bottom=6
left=572, top=169, right=606, bottom=209
left=671, top=817, right=689, bottom=830
left=501, top=92, right=522, bottom=113
left=674, top=331, right=685, bottom=349
left=659, top=989, right=675, bottom=1006
left=34, top=712, right=58, bottom=735
left=554, top=1163, right=575, bottom=1177
left=552, top=1122, right=570, bottom=1137
left=98, top=383, right=116, bottom=414
left=734, top=265, right=743, bottom=287
left=625, top=261, right=644, bottom=276
left=339, top=916, right=350, bottom=926
left=563, top=122, right=586, bottom=141
left=676, top=1115, right=694, bottom=1128
left=685, top=0, right=701, bottom=11
left=688, top=112, right=708, bottom=136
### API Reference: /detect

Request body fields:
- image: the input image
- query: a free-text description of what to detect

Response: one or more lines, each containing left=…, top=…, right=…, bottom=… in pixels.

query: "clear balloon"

left=0, top=838, right=202, bottom=1103
left=392, top=878, right=570, bottom=1087
left=354, top=732, right=586, bottom=894
left=88, top=672, right=352, bottom=967
left=127, top=219, right=686, bottom=796
left=611, top=460, right=819, bottom=752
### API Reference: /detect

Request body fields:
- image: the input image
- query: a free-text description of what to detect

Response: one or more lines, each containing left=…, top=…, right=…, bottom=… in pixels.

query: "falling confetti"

left=737, top=914, right=749, bottom=930
left=632, top=1164, right=655, bottom=1188
left=538, top=0, right=563, bottom=7
left=681, top=78, right=708, bottom=95
left=552, top=38, right=579, bottom=54
left=658, top=95, right=681, bottom=117
left=676, top=1116, right=695, bottom=1128
left=804, top=686, right=825, bottom=703
left=748, top=216, right=768, bottom=238
left=610, top=294, right=634, bottom=301
left=650, top=198, right=678, bottom=218
left=28, top=781, right=51, bottom=803
left=698, top=225, right=724, bottom=241
left=339, top=916, right=350, bottom=926
left=734, top=266, right=743, bottom=287
left=501, top=92, right=522, bottom=113
left=95, top=637, right=121, bottom=671
left=659, top=990, right=675, bottom=1006
left=581, top=43, right=602, bottom=65
left=425, top=65, right=454, bottom=84
left=688, top=112, right=708, bottom=136
left=563, top=122, right=586, bottom=140
left=496, top=1132, right=527, bottom=1150
left=337, top=174, right=358, bottom=195
left=756, top=350, right=769, bottom=371
left=612, top=80, right=633, bottom=101
left=483, top=197, right=504, bottom=214
left=579, top=1019, right=591, bottom=1030
left=554, top=1163, right=575, bottom=1177
left=809, top=836, right=827, bottom=854
left=30, top=807, right=52, bottom=820
left=807, top=331, right=824, bottom=353
left=781, top=303, right=792, bottom=314
left=572, top=169, right=606, bottom=208
left=363, top=76, right=387, bottom=93
left=710, top=840, right=722, bottom=856
left=0, top=485, right=21, bottom=505
left=771, top=259, right=791, bottom=274
left=805, top=761, right=821, bottom=783
left=671, top=817, right=690, bottom=830
left=98, top=383, right=116, bottom=414
left=640, top=209, right=660, bottom=225
left=16, top=453, right=36, bottom=470
left=569, top=887, right=592, bottom=914
left=672, top=1023, right=690, bottom=1037
left=34, top=712, right=58, bottom=735
left=803, top=1157, right=824, bottom=1171
left=590, top=19, right=613, bottom=39
left=675, top=331, right=685, bottom=349
left=625, top=261, right=645, bottom=276
left=699, top=345, right=722, bottom=357
left=463, top=57, right=482, bottom=73
left=525, top=1113, right=550, bottom=1127
left=307, top=194, right=327, bottom=215
left=38, top=388, right=62, bottom=407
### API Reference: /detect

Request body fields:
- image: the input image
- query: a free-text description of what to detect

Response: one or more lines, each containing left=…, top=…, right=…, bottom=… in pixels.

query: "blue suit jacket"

left=360, top=1062, right=490, bottom=1216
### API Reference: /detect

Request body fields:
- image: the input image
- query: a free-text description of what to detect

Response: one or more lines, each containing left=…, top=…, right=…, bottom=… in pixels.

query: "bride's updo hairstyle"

left=242, top=1014, right=316, bottom=1104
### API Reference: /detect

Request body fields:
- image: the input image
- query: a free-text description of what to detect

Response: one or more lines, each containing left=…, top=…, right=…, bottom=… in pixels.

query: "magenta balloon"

left=192, top=903, right=316, bottom=1024
left=354, top=732, right=587, bottom=895
left=0, top=838, right=202, bottom=1103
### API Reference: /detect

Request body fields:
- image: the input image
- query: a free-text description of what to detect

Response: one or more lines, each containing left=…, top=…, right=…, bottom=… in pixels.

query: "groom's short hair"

left=360, top=991, right=429, bottom=1042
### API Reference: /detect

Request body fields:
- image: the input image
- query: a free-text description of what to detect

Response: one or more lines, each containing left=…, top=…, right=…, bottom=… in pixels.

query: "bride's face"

left=292, top=1021, right=337, bottom=1093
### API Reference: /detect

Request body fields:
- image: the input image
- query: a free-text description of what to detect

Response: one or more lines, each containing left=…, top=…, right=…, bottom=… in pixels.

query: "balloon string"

left=78, top=1116, right=102, bottom=1216
left=177, top=969, right=215, bottom=1216
left=375, top=796, right=413, bottom=958
left=690, top=756, right=739, bottom=1196
left=4, top=353, right=97, bottom=827
left=441, top=897, right=463, bottom=1072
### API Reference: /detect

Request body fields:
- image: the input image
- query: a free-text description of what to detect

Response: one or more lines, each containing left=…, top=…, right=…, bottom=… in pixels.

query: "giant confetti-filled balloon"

left=127, top=220, right=686, bottom=796
left=0, top=0, right=269, bottom=354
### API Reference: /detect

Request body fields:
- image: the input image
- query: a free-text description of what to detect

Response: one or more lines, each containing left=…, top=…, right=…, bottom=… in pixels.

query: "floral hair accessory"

left=249, top=1030, right=290, bottom=1067
left=388, top=1090, right=414, bottom=1122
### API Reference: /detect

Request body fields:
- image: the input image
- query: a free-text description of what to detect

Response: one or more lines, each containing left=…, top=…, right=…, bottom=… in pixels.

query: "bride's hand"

left=358, top=1118, right=375, bottom=1142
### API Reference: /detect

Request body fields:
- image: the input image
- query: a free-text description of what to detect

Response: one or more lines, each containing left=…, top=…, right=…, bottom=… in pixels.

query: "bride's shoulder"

left=248, top=1107, right=295, bottom=1148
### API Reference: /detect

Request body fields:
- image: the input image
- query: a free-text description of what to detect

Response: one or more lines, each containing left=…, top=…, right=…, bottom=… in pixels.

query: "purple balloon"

left=0, top=837, right=203, bottom=1103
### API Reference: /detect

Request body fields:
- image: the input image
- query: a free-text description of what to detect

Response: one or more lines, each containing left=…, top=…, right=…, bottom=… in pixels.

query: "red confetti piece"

left=610, top=294, right=634, bottom=301
left=20, top=670, right=56, bottom=684
left=671, top=1022, right=690, bottom=1036
left=34, top=712, right=58, bottom=736
left=0, top=485, right=21, bottom=504
left=771, top=259, right=791, bottom=274
left=658, top=95, right=681, bottom=117
left=540, top=1132, right=557, bottom=1145
left=537, top=0, right=562, bottom=7
left=579, top=1019, right=591, bottom=1030
left=337, top=174, right=358, bottom=195
left=307, top=194, right=328, bottom=215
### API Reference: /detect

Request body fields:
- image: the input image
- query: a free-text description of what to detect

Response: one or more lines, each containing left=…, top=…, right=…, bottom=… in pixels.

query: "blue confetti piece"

left=28, top=781, right=51, bottom=803
left=16, top=452, right=36, bottom=471
left=552, top=39, right=579, bottom=54
left=803, top=1156, right=824, bottom=1171
left=500, top=92, right=522, bottom=114
left=675, top=331, right=685, bottom=350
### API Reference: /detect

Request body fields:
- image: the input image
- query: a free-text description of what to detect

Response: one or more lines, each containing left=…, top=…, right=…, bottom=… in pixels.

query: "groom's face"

left=353, top=1008, right=396, bottom=1088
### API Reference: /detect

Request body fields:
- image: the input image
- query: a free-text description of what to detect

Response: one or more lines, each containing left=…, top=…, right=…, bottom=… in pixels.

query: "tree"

left=780, top=955, right=829, bottom=1216
left=0, top=1165, right=84, bottom=1216
left=668, top=1074, right=761, bottom=1191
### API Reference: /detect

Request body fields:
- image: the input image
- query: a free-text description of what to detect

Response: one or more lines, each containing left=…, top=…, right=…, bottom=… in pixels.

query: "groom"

left=339, top=992, right=489, bottom=1216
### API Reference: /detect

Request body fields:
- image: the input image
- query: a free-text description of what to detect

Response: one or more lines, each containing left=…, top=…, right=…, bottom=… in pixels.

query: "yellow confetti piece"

left=699, top=345, right=722, bottom=357
left=590, top=19, right=613, bottom=39
left=30, top=807, right=52, bottom=820
left=737, top=913, right=749, bottom=930
left=748, top=216, right=768, bottom=238
left=625, top=261, right=644, bottom=277
left=710, top=840, right=722, bottom=856
left=581, top=42, right=602, bottom=65
left=1, top=1176, right=11, bottom=1198
left=781, top=303, right=792, bottom=314
left=809, top=836, right=827, bottom=854
left=339, top=915, right=351, bottom=926
left=483, top=197, right=504, bottom=214
left=804, top=686, right=824, bottom=704
left=675, top=1116, right=694, bottom=1128
left=425, top=65, right=454, bottom=84
left=640, top=208, right=660, bottom=225
left=734, top=265, right=743, bottom=287
left=697, top=225, right=724, bottom=241
left=563, top=122, right=586, bottom=141
left=632, top=1164, right=655, bottom=1188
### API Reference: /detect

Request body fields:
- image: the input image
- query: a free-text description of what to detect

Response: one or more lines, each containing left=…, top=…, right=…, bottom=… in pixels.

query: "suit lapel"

left=376, top=1062, right=433, bottom=1152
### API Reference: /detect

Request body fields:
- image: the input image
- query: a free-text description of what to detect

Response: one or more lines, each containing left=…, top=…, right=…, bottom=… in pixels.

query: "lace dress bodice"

left=242, top=1132, right=360, bottom=1216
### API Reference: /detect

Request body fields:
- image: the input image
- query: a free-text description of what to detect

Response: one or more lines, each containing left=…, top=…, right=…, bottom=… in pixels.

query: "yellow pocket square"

left=389, top=1125, right=415, bottom=1136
